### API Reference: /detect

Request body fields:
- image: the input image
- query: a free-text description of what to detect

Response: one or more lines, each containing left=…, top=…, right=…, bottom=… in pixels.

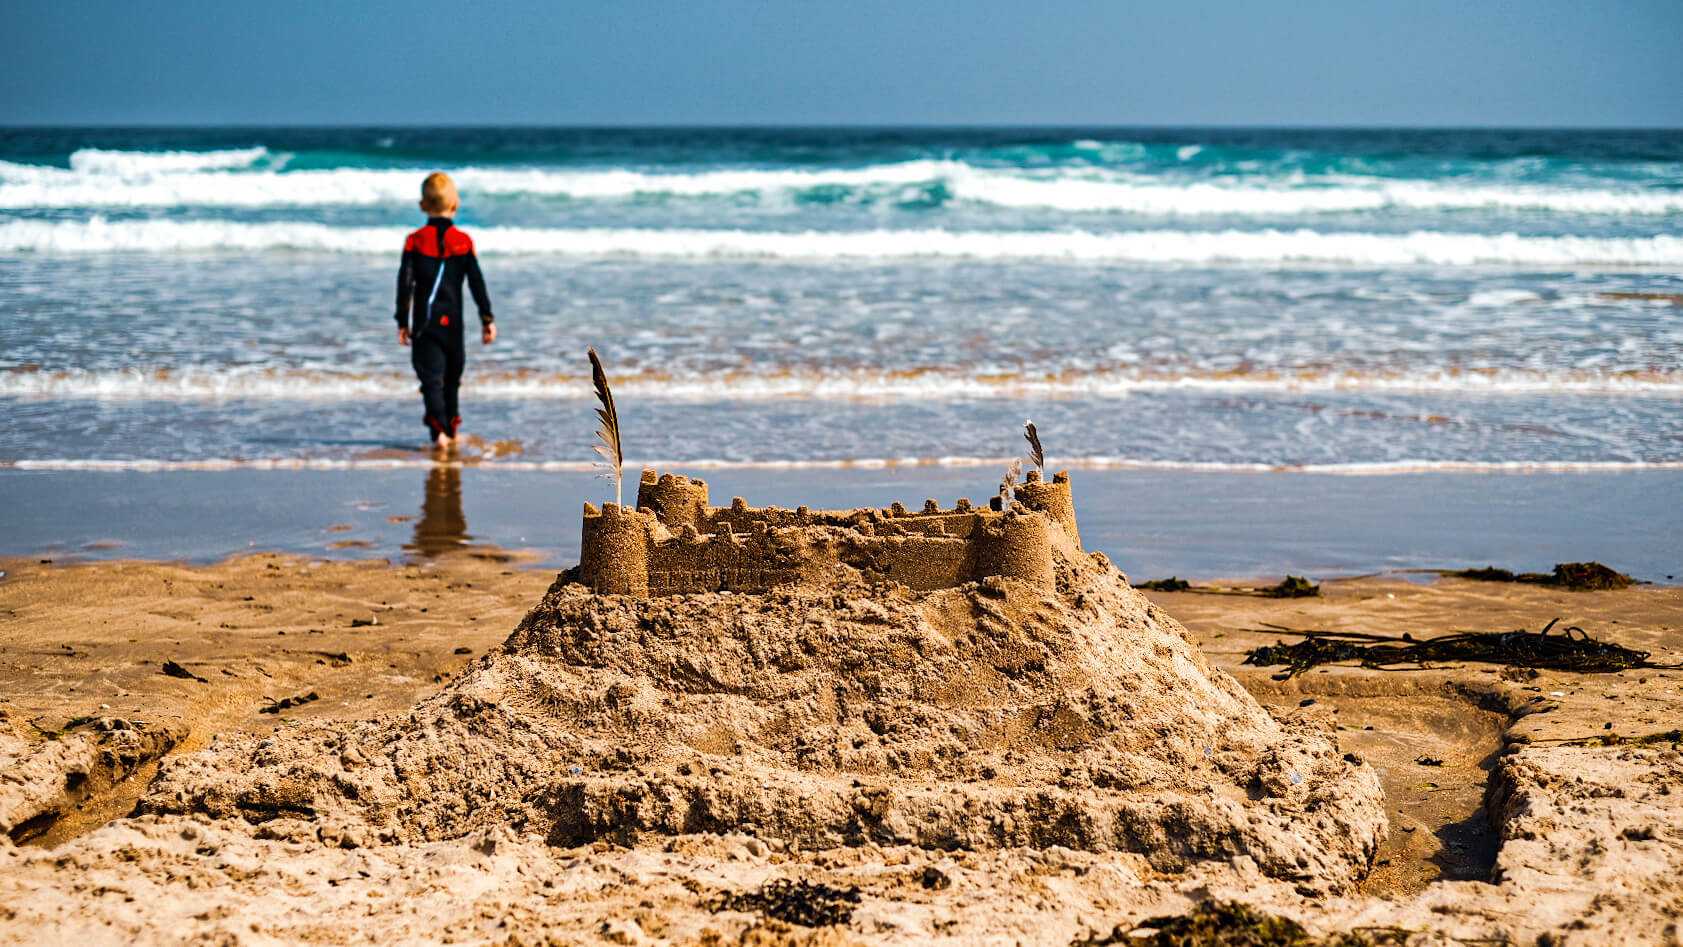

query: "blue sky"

left=4, top=0, right=1681, bottom=126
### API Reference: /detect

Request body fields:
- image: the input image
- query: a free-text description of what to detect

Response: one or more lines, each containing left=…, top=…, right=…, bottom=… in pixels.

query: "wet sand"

left=5, top=465, right=1680, bottom=581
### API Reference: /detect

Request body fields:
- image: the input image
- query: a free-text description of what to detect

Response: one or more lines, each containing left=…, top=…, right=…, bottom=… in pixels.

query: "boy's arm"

left=465, top=253, right=494, bottom=326
left=395, top=246, right=416, bottom=331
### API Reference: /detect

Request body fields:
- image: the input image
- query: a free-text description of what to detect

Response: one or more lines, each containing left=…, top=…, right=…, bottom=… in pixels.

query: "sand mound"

left=0, top=716, right=179, bottom=845
left=140, top=525, right=1384, bottom=892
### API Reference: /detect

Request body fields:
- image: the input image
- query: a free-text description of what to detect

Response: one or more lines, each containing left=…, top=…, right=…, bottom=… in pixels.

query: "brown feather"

left=588, top=347, right=623, bottom=506
left=1024, top=420, right=1044, bottom=473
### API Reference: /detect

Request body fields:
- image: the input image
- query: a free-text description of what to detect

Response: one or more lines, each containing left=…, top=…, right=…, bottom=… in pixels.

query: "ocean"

left=1, top=126, right=1679, bottom=473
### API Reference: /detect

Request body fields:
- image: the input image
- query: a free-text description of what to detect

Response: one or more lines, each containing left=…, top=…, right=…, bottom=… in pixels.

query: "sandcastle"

left=579, top=468, right=1081, bottom=596
left=135, top=465, right=1388, bottom=896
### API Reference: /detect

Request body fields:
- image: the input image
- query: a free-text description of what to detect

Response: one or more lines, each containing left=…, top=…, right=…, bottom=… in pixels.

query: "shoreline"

left=4, top=465, right=1679, bottom=583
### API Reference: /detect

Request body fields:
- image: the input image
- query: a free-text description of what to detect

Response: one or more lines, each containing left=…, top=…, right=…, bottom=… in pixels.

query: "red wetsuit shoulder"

left=403, top=224, right=474, bottom=257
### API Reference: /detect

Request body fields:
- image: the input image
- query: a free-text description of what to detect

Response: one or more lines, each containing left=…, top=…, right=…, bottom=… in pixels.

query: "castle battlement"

left=578, top=468, right=1080, bottom=596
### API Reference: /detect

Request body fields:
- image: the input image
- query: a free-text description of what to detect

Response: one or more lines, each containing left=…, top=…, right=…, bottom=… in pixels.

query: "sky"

left=3, top=0, right=1681, bottom=127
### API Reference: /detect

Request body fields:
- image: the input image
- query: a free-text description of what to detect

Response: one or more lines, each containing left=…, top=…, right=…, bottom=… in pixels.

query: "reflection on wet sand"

left=405, top=465, right=470, bottom=559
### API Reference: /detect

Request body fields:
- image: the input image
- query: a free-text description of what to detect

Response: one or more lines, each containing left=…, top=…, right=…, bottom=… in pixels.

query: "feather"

left=1024, top=420, right=1044, bottom=473
left=999, top=459, right=1021, bottom=503
left=588, top=347, right=623, bottom=506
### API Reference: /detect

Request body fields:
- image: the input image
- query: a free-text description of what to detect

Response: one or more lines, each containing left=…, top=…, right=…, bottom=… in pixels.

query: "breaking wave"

left=0, top=158, right=962, bottom=209
left=949, top=174, right=1683, bottom=216
left=64, top=146, right=276, bottom=176
left=4, top=218, right=1681, bottom=266
left=1, top=152, right=1680, bottom=216
left=6, top=365, right=1680, bottom=402
left=7, top=456, right=1681, bottom=474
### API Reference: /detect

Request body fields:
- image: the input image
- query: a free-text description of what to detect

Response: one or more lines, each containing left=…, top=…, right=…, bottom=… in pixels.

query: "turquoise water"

left=1, top=127, right=1680, bottom=471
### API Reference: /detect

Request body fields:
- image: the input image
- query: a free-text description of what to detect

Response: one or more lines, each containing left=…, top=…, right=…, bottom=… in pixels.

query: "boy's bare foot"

left=430, top=433, right=452, bottom=453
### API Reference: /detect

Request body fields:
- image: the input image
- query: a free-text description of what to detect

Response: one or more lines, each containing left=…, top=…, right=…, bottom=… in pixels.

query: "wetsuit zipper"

left=421, top=222, right=448, bottom=332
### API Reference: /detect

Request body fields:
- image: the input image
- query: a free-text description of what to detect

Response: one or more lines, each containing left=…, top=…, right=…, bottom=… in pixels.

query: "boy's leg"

left=411, top=335, right=451, bottom=442
left=442, top=336, right=466, bottom=437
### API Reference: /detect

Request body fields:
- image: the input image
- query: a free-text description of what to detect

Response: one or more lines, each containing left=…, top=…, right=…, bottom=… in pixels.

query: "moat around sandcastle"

left=579, top=467, right=1082, bottom=596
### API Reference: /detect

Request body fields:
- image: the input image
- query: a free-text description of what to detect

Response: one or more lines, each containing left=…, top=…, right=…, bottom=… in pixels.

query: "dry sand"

left=1, top=549, right=1680, bottom=945
left=0, top=548, right=554, bottom=847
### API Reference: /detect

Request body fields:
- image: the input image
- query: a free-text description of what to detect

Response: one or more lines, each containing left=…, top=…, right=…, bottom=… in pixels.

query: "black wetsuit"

left=394, top=217, right=494, bottom=439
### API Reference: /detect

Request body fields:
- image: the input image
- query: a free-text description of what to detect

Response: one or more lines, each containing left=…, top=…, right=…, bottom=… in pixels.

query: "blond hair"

left=420, top=172, right=458, bottom=214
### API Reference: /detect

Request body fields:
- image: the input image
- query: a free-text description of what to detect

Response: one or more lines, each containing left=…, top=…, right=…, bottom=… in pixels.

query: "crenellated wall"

left=578, top=468, right=1079, bottom=596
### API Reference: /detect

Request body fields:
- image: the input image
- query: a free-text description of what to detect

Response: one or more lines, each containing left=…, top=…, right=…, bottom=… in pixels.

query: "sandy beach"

left=0, top=547, right=554, bottom=848
left=8, top=7, right=1683, bottom=942
left=2, top=482, right=1679, bottom=945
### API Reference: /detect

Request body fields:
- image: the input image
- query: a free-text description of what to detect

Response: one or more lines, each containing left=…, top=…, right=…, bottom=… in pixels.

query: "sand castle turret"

left=578, top=502, right=652, bottom=596
left=578, top=468, right=1081, bottom=596
left=636, top=470, right=710, bottom=530
left=1012, top=469, right=1077, bottom=535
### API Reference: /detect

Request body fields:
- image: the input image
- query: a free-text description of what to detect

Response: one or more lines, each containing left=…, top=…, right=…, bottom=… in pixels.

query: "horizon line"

left=3, top=121, right=1681, bottom=133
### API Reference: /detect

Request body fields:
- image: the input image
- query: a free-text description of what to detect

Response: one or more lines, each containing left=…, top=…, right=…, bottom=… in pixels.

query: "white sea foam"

left=1466, top=289, right=1545, bottom=307
left=66, top=147, right=273, bottom=176
left=944, top=171, right=1683, bottom=216
left=1, top=153, right=1679, bottom=216
left=0, top=159, right=967, bottom=209
left=5, top=366, right=1679, bottom=402
left=7, top=456, right=1681, bottom=475
left=3, top=218, right=1680, bottom=267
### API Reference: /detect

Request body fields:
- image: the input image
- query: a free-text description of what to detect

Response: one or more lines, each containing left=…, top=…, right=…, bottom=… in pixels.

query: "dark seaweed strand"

left=708, top=879, right=862, bottom=927
left=1241, top=618, right=1680, bottom=679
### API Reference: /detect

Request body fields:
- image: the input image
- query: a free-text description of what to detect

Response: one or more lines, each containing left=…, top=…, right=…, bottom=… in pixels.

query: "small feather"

left=1023, top=420, right=1045, bottom=473
left=588, top=348, right=624, bottom=506
left=999, top=459, right=1021, bottom=501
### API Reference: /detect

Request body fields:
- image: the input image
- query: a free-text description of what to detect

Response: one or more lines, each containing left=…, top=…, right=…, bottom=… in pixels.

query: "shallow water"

left=2, top=127, right=1680, bottom=472
left=6, top=467, right=1679, bottom=583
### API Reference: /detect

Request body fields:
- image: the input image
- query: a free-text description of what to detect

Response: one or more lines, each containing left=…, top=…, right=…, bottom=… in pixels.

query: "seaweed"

left=1560, top=728, right=1683, bottom=748
left=1262, top=576, right=1319, bottom=598
left=160, top=660, right=208, bottom=683
left=1451, top=561, right=1632, bottom=591
left=259, top=692, right=320, bottom=714
left=1550, top=561, right=1633, bottom=590
left=1452, top=566, right=1526, bottom=583
left=1242, top=618, right=1677, bottom=680
left=24, top=714, right=102, bottom=742
left=708, top=878, right=861, bottom=927
left=1135, top=576, right=1318, bottom=597
left=1072, top=901, right=1408, bottom=946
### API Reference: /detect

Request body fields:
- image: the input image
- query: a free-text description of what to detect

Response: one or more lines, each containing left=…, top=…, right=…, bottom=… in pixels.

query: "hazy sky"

left=5, top=0, right=1680, bottom=126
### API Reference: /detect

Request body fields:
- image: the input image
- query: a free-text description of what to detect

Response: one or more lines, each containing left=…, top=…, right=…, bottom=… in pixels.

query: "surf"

left=2, top=151, right=1680, bottom=217
left=7, top=365, right=1681, bottom=402
left=5, top=218, right=1681, bottom=266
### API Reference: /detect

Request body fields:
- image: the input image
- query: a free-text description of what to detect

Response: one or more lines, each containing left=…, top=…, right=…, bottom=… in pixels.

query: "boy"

left=395, top=172, right=497, bottom=450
